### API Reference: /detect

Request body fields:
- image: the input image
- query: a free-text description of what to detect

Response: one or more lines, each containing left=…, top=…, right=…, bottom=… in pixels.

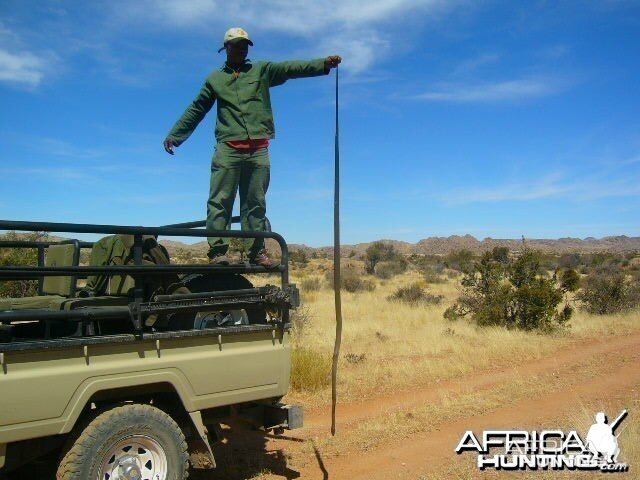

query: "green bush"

left=365, top=241, right=398, bottom=274
left=375, top=259, right=407, bottom=279
left=490, top=247, right=510, bottom=265
left=388, top=282, right=443, bottom=306
left=0, top=231, right=48, bottom=298
left=577, top=266, right=640, bottom=314
left=290, top=249, right=309, bottom=265
left=559, top=268, right=580, bottom=293
left=408, top=254, right=446, bottom=272
left=444, top=247, right=572, bottom=332
left=422, top=266, right=446, bottom=284
left=558, top=253, right=582, bottom=269
left=344, top=274, right=375, bottom=293
left=365, top=241, right=409, bottom=279
left=444, top=249, right=476, bottom=273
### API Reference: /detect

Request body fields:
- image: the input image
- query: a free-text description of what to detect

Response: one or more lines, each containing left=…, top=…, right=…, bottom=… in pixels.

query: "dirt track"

left=206, top=332, right=640, bottom=479
left=14, top=332, right=639, bottom=479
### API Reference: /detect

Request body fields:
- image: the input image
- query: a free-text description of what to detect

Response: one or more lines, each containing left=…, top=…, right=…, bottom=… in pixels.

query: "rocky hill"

left=159, top=235, right=640, bottom=258
left=3, top=232, right=638, bottom=257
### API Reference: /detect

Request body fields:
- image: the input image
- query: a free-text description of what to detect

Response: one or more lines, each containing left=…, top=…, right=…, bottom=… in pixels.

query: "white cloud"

left=272, top=187, right=333, bottom=201
left=1, top=133, right=106, bottom=159
left=0, top=23, right=56, bottom=87
left=316, top=29, right=390, bottom=74
left=1, top=132, right=163, bottom=161
left=0, top=49, right=49, bottom=87
left=414, top=77, right=567, bottom=103
left=110, top=192, right=201, bottom=204
left=452, top=53, right=500, bottom=76
left=539, top=44, right=570, bottom=60
left=440, top=178, right=570, bottom=205
left=36, top=138, right=106, bottom=159
left=618, top=155, right=640, bottom=166
left=122, top=0, right=219, bottom=27
left=438, top=175, right=640, bottom=205
left=252, top=0, right=444, bottom=32
left=0, top=166, right=90, bottom=182
left=128, top=0, right=448, bottom=32
left=113, top=0, right=455, bottom=74
left=0, top=162, right=184, bottom=183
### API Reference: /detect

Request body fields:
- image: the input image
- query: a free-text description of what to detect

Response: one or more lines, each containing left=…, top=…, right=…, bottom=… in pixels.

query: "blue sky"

left=1, top=0, right=639, bottom=246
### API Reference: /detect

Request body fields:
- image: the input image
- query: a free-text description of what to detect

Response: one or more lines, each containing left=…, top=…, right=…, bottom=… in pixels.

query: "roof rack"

left=0, top=219, right=291, bottom=333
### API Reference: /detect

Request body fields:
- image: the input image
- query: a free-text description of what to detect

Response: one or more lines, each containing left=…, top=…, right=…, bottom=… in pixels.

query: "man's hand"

left=163, top=137, right=176, bottom=155
left=325, top=55, right=342, bottom=69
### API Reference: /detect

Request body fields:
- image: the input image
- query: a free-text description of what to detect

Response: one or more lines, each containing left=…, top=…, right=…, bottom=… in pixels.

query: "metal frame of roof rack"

left=0, top=219, right=290, bottom=332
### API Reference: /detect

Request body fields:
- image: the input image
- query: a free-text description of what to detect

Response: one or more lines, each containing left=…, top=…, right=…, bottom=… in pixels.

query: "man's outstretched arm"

left=265, top=56, right=341, bottom=87
left=164, top=80, right=216, bottom=154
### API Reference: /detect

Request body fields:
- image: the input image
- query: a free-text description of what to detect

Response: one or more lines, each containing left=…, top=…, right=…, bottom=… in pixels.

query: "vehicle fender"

left=61, top=369, right=195, bottom=434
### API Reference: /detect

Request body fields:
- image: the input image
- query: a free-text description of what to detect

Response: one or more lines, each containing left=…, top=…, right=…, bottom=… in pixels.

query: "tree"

left=559, top=268, right=580, bottom=293
left=558, top=253, right=582, bottom=269
left=0, top=231, right=48, bottom=298
left=577, top=266, right=640, bottom=314
left=444, top=249, right=475, bottom=273
left=444, top=247, right=572, bottom=332
left=490, top=246, right=510, bottom=265
left=290, top=249, right=309, bottom=265
left=364, top=241, right=397, bottom=274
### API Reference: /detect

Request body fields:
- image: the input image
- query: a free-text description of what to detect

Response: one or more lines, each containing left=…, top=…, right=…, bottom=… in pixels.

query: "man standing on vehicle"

left=164, top=27, right=341, bottom=266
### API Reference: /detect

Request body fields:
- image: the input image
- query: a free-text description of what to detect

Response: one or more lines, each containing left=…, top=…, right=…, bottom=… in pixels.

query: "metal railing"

left=0, top=219, right=290, bottom=331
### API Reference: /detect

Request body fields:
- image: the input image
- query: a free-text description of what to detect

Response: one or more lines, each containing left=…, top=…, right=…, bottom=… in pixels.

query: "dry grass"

left=255, top=262, right=640, bottom=408
left=313, top=348, right=627, bottom=452
left=246, top=259, right=640, bottom=479
left=424, top=394, right=640, bottom=480
left=570, top=308, right=640, bottom=337
left=290, top=346, right=331, bottom=392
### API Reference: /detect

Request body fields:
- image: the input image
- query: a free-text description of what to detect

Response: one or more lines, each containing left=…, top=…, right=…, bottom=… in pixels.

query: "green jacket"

left=167, top=58, right=328, bottom=145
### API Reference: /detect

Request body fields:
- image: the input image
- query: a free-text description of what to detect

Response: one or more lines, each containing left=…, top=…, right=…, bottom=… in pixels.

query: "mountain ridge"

left=160, top=235, right=640, bottom=256
left=2, top=233, right=636, bottom=256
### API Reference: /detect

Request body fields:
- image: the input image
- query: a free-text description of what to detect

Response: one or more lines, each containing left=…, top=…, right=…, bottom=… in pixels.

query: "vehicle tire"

left=56, top=404, right=188, bottom=480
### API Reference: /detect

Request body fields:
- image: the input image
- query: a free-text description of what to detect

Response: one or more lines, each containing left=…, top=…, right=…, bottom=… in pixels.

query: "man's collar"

left=221, top=59, right=252, bottom=71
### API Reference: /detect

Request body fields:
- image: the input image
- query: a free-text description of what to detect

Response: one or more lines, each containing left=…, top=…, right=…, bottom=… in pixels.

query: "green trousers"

left=206, top=142, right=270, bottom=257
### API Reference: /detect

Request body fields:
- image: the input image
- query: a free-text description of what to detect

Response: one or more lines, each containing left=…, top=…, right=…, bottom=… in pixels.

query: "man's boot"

left=249, top=249, right=274, bottom=268
left=208, top=252, right=230, bottom=265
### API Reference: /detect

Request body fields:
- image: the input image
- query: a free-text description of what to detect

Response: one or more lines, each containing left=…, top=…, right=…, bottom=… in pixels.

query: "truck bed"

left=0, top=323, right=292, bottom=455
left=0, top=219, right=299, bottom=473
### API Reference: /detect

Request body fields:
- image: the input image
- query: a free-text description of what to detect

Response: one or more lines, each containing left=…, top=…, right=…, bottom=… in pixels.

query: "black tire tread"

left=56, top=403, right=188, bottom=480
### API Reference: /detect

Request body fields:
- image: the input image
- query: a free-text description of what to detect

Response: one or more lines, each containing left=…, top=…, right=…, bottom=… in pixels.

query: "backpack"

left=85, top=235, right=184, bottom=299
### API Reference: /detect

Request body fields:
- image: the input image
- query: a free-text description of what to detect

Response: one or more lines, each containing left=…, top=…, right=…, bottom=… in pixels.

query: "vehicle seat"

left=1, top=243, right=79, bottom=311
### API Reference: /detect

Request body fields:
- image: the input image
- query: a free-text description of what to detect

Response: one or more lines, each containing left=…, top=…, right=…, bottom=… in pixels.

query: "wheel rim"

left=97, top=435, right=167, bottom=480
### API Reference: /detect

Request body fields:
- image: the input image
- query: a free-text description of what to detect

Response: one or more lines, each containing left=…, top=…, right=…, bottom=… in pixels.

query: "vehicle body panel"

left=0, top=326, right=291, bottom=446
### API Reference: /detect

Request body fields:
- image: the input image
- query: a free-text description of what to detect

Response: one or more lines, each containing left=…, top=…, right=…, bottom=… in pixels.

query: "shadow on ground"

left=6, top=425, right=308, bottom=480
left=191, top=424, right=303, bottom=480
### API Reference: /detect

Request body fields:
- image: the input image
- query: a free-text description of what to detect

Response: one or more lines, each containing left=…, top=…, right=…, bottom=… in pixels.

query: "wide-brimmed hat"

left=218, top=27, right=253, bottom=53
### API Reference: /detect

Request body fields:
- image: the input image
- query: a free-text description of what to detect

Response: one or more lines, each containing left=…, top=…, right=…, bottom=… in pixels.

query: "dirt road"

left=207, top=332, right=640, bottom=479
left=16, top=332, right=638, bottom=480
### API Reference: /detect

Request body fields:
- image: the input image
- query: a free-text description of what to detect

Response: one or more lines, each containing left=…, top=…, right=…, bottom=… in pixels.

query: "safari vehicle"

left=0, top=219, right=301, bottom=480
